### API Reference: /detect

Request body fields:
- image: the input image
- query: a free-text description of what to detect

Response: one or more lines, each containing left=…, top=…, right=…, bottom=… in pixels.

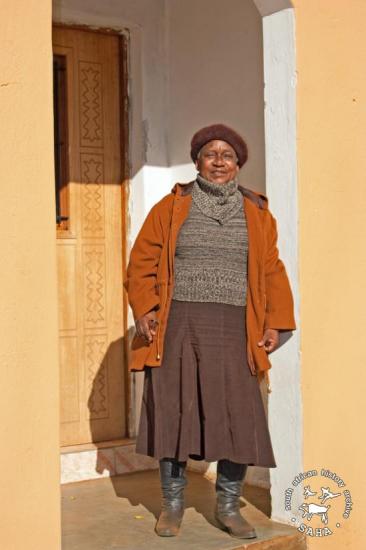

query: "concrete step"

left=62, top=470, right=306, bottom=550
left=60, top=439, right=158, bottom=484
left=214, top=534, right=306, bottom=550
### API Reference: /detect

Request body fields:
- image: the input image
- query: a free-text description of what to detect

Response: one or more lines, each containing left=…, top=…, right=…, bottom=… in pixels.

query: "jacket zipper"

left=156, top=197, right=178, bottom=361
left=155, top=283, right=168, bottom=360
left=156, top=309, right=162, bottom=360
left=265, top=371, right=272, bottom=393
left=156, top=336, right=161, bottom=360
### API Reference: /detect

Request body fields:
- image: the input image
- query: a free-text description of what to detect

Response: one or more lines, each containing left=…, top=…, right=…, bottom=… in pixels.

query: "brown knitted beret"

left=190, top=123, right=248, bottom=167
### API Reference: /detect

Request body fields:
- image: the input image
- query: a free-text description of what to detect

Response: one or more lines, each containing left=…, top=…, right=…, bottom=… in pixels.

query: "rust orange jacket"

left=124, top=181, right=296, bottom=392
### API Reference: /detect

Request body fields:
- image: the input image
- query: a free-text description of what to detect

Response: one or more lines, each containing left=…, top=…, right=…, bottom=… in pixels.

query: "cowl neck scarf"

left=192, top=173, right=243, bottom=225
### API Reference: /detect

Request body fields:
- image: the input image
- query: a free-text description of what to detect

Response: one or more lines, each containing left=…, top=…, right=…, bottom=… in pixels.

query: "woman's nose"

left=213, top=155, right=225, bottom=166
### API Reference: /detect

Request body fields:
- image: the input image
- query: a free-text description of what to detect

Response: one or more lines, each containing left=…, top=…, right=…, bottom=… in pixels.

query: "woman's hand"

left=257, top=329, right=279, bottom=353
left=135, top=310, right=159, bottom=344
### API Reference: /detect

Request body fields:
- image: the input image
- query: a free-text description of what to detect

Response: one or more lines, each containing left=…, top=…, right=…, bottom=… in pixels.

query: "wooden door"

left=53, top=27, right=126, bottom=446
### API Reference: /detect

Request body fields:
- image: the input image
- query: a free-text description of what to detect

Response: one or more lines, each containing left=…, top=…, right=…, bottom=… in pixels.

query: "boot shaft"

left=159, top=458, right=187, bottom=501
left=215, top=460, right=257, bottom=539
left=156, top=458, right=187, bottom=537
left=216, top=460, right=248, bottom=511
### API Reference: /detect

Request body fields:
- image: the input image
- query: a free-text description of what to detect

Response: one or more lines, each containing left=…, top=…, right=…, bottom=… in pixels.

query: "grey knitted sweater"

left=172, top=174, right=248, bottom=306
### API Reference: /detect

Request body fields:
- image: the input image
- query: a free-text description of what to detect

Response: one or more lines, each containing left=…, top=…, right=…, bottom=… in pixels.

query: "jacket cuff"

left=264, top=311, right=296, bottom=331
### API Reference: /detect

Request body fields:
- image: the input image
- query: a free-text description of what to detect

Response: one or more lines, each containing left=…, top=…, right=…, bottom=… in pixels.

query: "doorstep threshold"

left=60, top=437, right=136, bottom=454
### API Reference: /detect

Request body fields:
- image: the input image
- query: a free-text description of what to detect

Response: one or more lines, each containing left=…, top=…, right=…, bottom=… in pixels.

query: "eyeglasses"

left=200, top=151, right=238, bottom=164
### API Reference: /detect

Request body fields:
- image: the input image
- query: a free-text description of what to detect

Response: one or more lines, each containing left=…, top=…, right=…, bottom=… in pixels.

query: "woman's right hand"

left=135, top=310, right=158, bottom=344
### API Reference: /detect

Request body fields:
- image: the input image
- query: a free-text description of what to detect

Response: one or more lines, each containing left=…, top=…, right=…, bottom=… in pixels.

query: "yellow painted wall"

left=0, top=1, right=61, bottom=548
left=294, top=0, right=365, bottom=547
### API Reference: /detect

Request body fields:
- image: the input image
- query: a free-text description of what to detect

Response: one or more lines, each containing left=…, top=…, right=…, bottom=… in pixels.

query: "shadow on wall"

left=99, top=0, right=269, bottom=194
left=161, top=0, right=266, bottom=193
left=52, top=0, right=291, bottom=189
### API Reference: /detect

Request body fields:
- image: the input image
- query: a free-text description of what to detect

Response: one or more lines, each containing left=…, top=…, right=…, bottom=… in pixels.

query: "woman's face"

left=195, top=140, right=239, bottom=184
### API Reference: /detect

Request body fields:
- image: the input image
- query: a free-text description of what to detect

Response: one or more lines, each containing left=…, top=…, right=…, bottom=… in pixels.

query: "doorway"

left=53, top=26, right=128, bottom=447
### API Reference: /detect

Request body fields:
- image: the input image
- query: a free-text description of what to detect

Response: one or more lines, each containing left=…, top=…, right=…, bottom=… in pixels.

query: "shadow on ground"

left=61, top=470, right=304, bottom=550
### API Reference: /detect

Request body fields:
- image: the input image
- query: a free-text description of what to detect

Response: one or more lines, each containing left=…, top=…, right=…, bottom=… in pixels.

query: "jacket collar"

left=171, top=180, right=268, bottom=210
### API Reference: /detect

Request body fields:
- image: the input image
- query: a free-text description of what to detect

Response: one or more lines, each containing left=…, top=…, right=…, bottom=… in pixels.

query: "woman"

left=124, top=124, right=296, bottom=540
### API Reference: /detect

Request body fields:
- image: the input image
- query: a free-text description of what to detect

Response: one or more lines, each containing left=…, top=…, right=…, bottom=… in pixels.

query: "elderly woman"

left=124, top=124, right=296, bottom=540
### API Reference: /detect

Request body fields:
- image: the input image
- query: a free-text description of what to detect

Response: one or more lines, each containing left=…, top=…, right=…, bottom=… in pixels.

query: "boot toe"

left=155, top=510, right=183, bottom=537
left=155, top=525, right=179, bottom=537
left=215, top=511, right=257, bottom=539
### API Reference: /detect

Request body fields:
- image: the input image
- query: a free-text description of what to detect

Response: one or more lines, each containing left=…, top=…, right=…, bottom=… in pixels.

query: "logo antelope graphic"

left=299, top=502, right=331, bottom=525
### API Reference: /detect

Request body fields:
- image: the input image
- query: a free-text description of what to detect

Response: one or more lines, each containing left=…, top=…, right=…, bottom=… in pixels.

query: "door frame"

left=52, top=22, right=132, bottom=440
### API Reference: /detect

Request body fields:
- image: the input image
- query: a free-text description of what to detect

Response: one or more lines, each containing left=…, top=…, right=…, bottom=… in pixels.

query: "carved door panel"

left=53, top=27, right=126, bottom=446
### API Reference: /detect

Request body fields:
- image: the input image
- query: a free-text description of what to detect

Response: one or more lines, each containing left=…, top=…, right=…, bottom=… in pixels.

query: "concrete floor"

left=61, top=470, right=306, bottom=550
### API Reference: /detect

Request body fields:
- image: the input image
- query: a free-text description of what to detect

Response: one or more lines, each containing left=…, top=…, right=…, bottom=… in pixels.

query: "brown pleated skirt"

left=136, top=300, right=276, bottom=467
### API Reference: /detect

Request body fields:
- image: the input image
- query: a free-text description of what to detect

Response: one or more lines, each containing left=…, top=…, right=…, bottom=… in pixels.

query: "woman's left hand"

left=257, top=329, right=280, bottom=353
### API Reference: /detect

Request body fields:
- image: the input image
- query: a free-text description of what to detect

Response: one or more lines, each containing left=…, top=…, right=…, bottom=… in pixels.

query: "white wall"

left=261, top=7, right=302, bottom=522
left=166, top=0, right=266, bottom=192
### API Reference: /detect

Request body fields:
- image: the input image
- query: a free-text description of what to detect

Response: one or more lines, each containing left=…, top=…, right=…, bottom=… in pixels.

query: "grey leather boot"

left=214, top=459, right=257, bottom=539
left=155, top=458, right=187, bottom=537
